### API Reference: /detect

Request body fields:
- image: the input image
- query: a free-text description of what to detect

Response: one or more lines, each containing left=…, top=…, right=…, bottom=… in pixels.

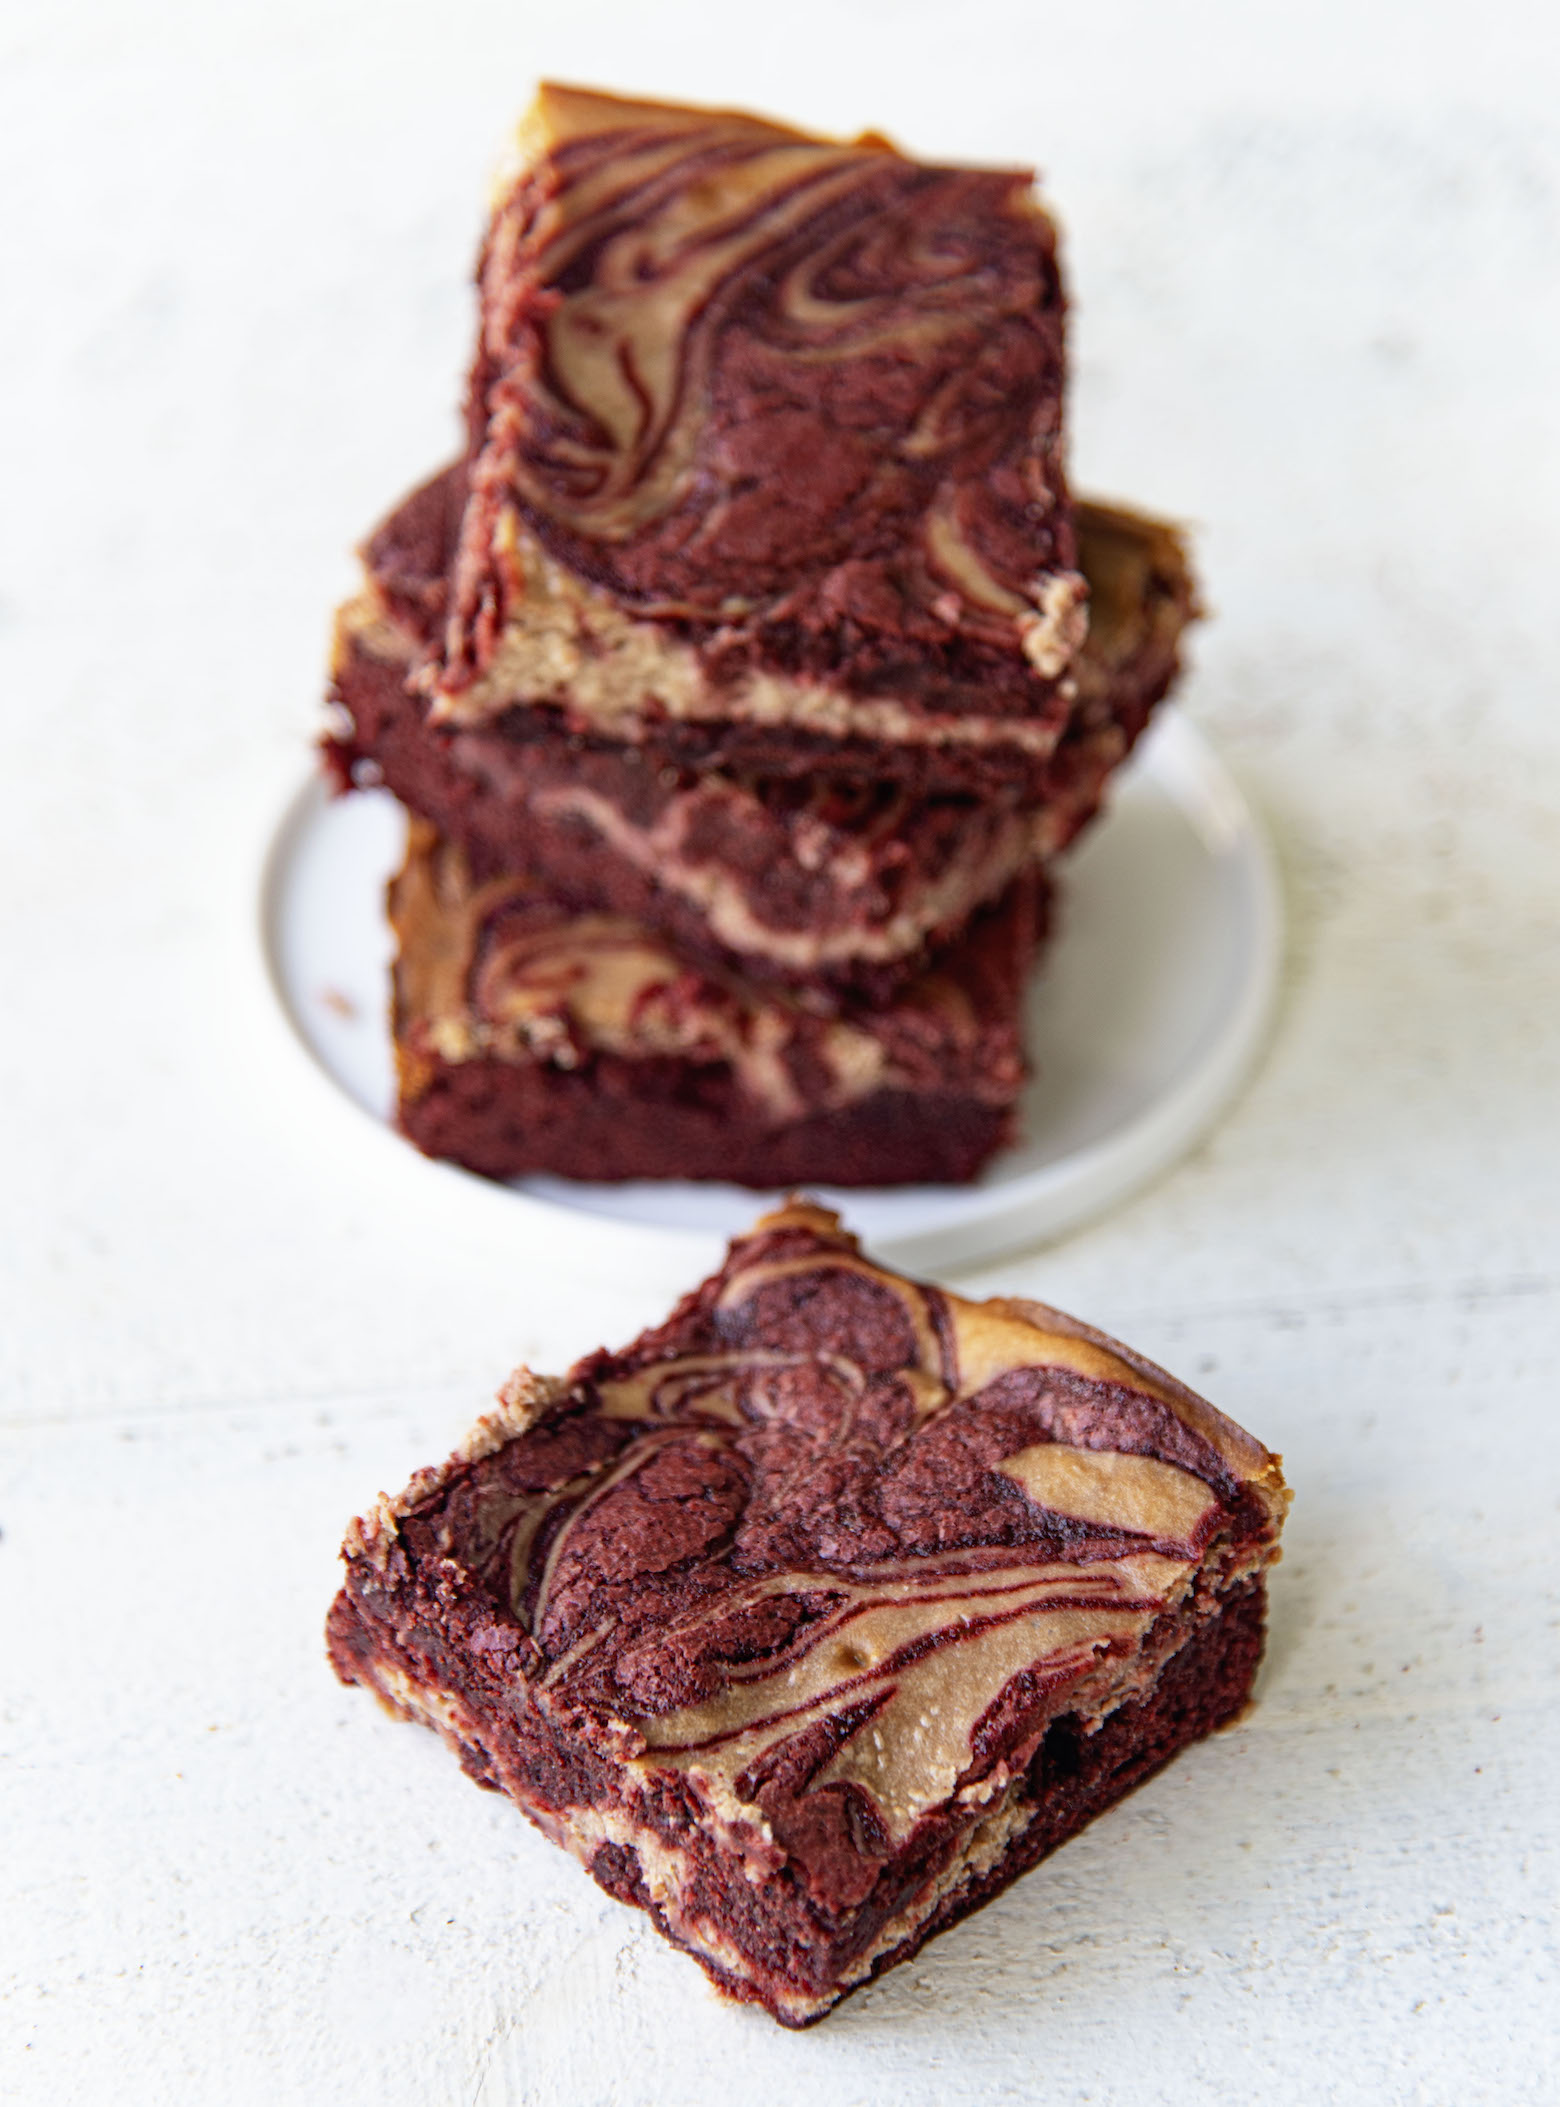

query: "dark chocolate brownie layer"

left=326, top=468, right=1193, bottom=1001
left=426, top=85, right=1088, bottom=792
left=389, top=817, right=1045, bottom=1187
left=329, top=1202, right=1289, bottom=2023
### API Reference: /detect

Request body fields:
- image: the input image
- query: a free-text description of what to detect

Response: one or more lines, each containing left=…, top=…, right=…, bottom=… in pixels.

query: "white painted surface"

left=262, top=714, right=1282, bottom=1268
left=2, top=4, right=1557, bottom=2103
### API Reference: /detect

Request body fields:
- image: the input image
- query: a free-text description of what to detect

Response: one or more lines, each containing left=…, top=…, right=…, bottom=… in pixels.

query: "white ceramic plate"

left=261, top=710, right=1280, bottom=1269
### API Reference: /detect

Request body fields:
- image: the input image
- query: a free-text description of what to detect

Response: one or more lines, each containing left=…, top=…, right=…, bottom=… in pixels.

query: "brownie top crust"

left=345, top=1203, right=1288, bottom=1890
left=431, top=84, right=1086, bottom=749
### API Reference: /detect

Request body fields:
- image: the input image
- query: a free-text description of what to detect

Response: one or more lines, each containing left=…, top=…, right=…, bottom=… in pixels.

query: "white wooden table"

left=3, top=4, right=1557, bottom=2100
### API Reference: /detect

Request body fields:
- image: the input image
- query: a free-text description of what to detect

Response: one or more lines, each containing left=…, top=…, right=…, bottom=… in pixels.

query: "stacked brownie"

left=324, top=84, right=1197, bottom=1186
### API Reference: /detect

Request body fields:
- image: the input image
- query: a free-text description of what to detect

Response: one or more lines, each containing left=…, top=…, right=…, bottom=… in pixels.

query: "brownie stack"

left=323, top=84, right=1197, bottom=1187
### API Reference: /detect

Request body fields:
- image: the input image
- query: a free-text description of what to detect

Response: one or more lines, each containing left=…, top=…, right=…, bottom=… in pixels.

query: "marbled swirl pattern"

left=394, top=1205, right=1286, bottom=1855
left=442, top=86, right=1084, bottom=715
left=389, top=822, right=1033, bottom=1123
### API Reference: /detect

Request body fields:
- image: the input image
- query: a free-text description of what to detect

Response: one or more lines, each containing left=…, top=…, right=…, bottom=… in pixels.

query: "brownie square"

left=328, top=1201, right=1290, bottom=2024
left=326, top=467, right=1193, bottom=1002
left=388, top=816, right=1046, bottom=1187
left=424, top=83, right=1088, bottom=796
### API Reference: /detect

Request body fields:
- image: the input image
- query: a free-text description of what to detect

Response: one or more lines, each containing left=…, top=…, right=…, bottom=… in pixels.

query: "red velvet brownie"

left=389, top=818, right=1046, bottom=1187
left=327, top=468, right=1193, bottom=1003
left=328, top=1200, right=1290, bottom=2024
left=425, top=84, right=1088, bottom=796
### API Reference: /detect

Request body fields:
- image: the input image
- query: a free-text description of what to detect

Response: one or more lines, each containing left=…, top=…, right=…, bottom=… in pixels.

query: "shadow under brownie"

left=328, top=1200, right=1289, bottom=2023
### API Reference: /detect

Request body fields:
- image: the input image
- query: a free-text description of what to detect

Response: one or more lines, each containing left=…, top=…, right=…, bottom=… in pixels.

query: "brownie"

left=420, top=84, right=1089, bottom=796
left=328, top=1200, right=1290, bottom=2024
left=388, top=816, right=1046, bottom=1187
left=326, top=467, right=1194, bottom=1002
